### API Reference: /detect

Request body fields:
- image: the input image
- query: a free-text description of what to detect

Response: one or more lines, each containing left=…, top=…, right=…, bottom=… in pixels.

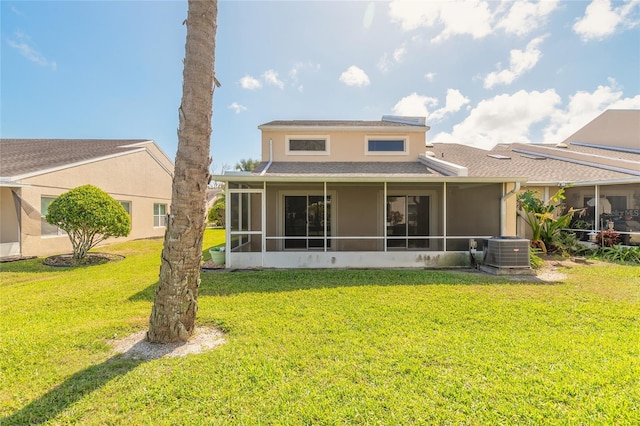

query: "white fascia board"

left=211, top=174, right=526, bottom=184
left=418, top=153, right=468, bottom=176
left=124, top=140, right=175, bottom=166
left=0, top=180, right=30, bottom=188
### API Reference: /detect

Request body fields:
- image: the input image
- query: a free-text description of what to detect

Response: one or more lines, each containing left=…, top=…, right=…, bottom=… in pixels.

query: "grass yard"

left=1, top=229, right=639, bottom=424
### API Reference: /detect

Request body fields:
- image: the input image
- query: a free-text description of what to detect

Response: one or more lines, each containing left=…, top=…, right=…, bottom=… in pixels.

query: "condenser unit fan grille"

left=485, top=238, right=530, bottom=268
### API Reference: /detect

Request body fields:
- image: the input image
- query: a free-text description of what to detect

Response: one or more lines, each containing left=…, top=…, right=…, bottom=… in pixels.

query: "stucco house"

left=431, top=109, right=640, bottom=246
left=0, top=139, right=173, bottom=259
left=214, top=110, right=639, bottom=269
left=214, top=116, right=525, bottom=269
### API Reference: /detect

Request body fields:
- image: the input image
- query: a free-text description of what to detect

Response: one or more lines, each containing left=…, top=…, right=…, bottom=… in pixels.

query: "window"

left=366, top=137, right=407, bottom=154
left=386, top=195, right=430, bottom=249
left=154, top=203, right=167, bottom=227
left=41, top=196, right=66, bottom=237
left=118, top=201, right=131, bottom=215
left=284, top=195, right=331, bottom=249
left=286, top=136, right=329, bottom=155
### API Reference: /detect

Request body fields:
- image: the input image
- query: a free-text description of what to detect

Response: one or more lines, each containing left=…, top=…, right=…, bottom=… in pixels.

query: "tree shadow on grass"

left=1, top=330, right=206, bottom=426
left=129, top=268, right=558, bottom=302
left=2, top=356, right=142, bottom=425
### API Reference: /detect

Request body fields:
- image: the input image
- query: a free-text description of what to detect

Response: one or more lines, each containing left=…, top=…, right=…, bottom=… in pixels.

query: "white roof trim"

left=212, top=174, right=525, bottom=184
left=418, top=153, right=468, bottom=176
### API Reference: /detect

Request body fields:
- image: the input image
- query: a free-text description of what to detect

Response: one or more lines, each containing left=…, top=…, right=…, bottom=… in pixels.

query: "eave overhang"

left=212, top=174, right=528, bottom=184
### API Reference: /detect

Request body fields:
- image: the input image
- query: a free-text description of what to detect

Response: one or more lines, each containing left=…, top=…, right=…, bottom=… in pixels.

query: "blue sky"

left=2, top=0, right=639, bottom=172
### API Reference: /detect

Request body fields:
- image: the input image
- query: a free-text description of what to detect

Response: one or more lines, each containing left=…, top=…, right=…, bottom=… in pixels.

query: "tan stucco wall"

left=562, top=109, right=640, bottom=149
left=0, top=188, right=20, bottom=244
left=261, top=129, right=427, bottom=162
left=15, top=147, right=173, bottom=257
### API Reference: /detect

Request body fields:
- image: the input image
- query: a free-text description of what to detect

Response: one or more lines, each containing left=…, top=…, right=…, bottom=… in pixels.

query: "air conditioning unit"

left=484, top=237, right=530, bottom=268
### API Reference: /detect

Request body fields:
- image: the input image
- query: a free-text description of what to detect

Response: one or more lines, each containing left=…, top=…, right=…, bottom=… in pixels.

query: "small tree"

left=517, top=187, right=582, bottom=253
left=46, top=185, right=131, bottom=260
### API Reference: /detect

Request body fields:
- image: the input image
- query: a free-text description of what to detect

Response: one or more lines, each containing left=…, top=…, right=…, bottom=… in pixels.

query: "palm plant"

left=517, top=187, right=582, bottom=253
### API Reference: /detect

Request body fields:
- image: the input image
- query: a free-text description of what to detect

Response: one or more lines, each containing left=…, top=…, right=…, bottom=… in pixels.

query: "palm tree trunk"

left=148, top=0, right=218, bottom=343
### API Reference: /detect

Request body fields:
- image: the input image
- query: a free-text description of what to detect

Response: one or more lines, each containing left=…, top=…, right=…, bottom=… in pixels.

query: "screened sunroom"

left=217, top=176, right=523, bottom=269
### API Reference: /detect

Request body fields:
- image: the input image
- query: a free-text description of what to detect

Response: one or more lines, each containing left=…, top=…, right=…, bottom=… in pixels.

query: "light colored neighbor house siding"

left=18, top=148, right=172, bottom=257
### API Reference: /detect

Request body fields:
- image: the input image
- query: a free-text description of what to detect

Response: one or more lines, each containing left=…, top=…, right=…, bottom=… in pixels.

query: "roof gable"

left=0, top=139, right=164, bottom=180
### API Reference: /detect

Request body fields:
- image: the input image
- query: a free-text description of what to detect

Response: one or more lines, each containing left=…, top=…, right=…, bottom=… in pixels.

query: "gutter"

left=501, top=181, right=521, bottom=236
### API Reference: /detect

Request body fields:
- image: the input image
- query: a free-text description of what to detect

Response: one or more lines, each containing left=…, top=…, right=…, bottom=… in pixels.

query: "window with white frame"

left=118, top=201, right=131, bottom=216
left=153, top=203, right=167, bottom=227
left=366, top=137, right=407, bottom=155
left=286, top=136, right=329, bottom=155
left=40, top=196, right=66, bottom=237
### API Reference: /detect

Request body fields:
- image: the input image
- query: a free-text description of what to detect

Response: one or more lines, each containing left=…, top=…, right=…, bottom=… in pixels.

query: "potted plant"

left=209, top=246, right=225, bottom=265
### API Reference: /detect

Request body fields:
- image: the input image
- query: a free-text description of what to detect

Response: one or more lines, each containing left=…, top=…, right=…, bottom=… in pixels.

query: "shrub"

left=596, top=229, right=620, bottom=247
left=45, top=185, right=131, bottom=260
left=208, top=200, right=225, bottom=227
left=517, top=187, right=582, bottom=253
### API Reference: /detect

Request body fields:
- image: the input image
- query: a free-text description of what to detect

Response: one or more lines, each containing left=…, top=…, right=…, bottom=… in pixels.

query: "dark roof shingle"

left=0, top=139, right=150, bottom=178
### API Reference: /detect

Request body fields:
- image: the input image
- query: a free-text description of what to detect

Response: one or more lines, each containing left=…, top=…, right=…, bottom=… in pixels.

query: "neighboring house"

left=429, top=110, right=640, bottom=246
left=214, top=110, right=639, bottom=269
left=0, top=139, right=174, bottom=258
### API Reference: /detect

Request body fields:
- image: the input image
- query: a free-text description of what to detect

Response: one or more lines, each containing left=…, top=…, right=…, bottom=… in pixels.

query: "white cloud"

left=389, top=0, right=560, bottom=41
left=433, top=89, right=562, bottom=149
left=484, top=36, right=545, bottom=89
left=392, top=93, right=438, bottom=117
left=262, top=69, right=284, bottom=89
left=424, top=72, right=436, bottom=82
left=573, top=0, right=640, bottom=41
left=430, top=89, right=471, bottom=121
left=378, top=43, right=407, bottom=72
left=543, top=80, right=640, bottom=141
left=495, top=0, right=559, bottom=36
left=228, top=102, right=247, bottom=114
left=392, top=89, right=469, bottom=122
left=239, top=75, right=262, bottom=90
left=393, top=45, right=407, bottom=62
left=7, top=31, right=56, bottom=70
left=389, top=0, right=493, bottom=42
left=339, top=65, right=370, bottom=87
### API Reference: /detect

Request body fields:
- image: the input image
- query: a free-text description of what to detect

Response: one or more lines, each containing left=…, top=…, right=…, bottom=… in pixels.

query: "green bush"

left=517, top=187, right=582, bottom=253
left=207, top=200, right=225, bottom=227
left=46, top=185, right=131, bottom=260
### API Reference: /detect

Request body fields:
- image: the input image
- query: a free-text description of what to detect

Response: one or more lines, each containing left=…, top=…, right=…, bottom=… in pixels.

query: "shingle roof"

left=253, top=161, right=439, bottom=177
left=429, top=143, right=639, bottom=183
left=0, top=139, right=152, bottom=179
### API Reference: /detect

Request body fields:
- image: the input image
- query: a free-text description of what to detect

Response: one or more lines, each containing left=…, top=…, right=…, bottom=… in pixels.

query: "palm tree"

left=235, top=158, right=260, bottom=172
left=148, top=0, right=218, bottom=343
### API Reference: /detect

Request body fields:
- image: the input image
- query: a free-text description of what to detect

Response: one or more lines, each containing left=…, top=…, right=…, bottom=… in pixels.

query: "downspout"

left=500, top=182, right=521, bottom=236
left=260, top=139, right=273, bottom=176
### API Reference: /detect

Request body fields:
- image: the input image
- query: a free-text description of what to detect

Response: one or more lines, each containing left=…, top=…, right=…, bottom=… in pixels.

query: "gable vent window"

left=366, top=137, right=408, bottom=155
left=286, top=136, right=329, bottom=155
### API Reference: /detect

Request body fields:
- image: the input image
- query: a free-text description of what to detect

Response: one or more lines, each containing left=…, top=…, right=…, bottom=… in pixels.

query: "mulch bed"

left=43, top=252, right=125, bottom=267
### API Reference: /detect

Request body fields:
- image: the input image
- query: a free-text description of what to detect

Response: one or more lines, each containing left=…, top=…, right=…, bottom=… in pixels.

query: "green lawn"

left=1, top=229, right=639, bottom=424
